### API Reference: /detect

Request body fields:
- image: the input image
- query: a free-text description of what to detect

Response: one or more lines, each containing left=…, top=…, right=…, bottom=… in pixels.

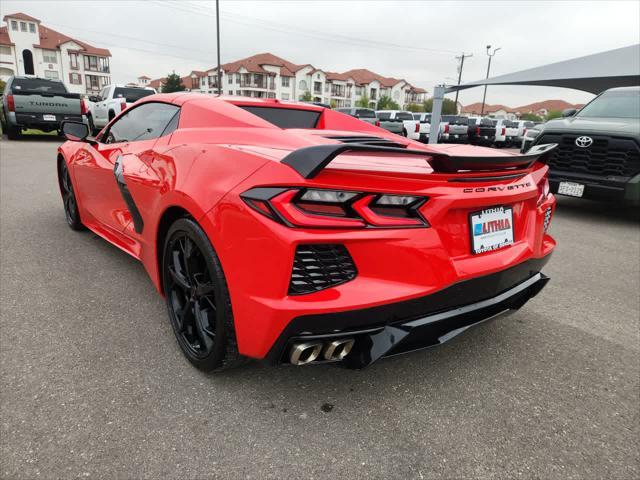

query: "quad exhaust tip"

left=289, top=338, right=355, bottom=365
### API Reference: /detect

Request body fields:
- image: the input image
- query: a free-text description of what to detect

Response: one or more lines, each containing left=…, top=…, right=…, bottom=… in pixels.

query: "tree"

left=422, top=97, right=458, bottom=115
left=355, top=95, right=370, bottom=108
left=329, top=99, right=337, bottom=109
left=376, top=95, right=399, bottom=110
left=405, top=103, right=424, bottom=112
left=161, top=73, right=185, bottom=93
left=0, top=79, right=5, bottom=93
left=520, top=112, right=543, bottom=122
left=300, top=90, right=313, bottom=102
left=546, top=110, right=562, bottom=121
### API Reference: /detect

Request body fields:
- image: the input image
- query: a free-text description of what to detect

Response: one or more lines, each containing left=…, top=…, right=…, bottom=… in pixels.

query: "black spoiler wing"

left=281, top=143, right=557, bottom=179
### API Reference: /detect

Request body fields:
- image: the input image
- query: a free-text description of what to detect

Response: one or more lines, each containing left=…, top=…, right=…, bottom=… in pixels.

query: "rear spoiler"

left=281, top=143, right=558, bottom=179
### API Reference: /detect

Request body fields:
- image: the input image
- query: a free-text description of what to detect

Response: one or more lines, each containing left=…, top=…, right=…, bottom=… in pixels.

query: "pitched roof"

left=3, top=12, right=41, bottom=23
left=35, top=24, right=111, bottom=56
left=339, top=68, right=406, bottom=87
left=0, top=26, right=13, bottom=46
left=138, top=75, right=151, bottom=80
left=149, top=78, right=166, bottom=89
left=217, top=52, right=310, bottom=76
left=461, top=102, right=510, bottom=114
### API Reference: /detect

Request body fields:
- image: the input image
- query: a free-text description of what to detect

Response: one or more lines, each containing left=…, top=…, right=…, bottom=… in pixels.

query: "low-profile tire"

left=57, top=159, right=85, bottom=231
left=162, top=217, right=245, bottom=373
left=7, top=125, right=21, bottom=140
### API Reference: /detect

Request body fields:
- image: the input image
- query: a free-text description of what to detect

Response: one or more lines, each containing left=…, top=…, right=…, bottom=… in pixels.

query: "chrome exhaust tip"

left=323, top=338, right=355, bottom=361
left=289, top=342, right=323, bottom=365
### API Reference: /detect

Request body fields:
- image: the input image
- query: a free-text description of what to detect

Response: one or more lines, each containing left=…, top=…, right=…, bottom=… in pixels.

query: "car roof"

left=605, top=86, right=640, bottom=92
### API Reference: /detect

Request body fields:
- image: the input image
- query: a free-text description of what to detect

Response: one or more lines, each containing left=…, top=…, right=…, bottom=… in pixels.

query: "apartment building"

left=143, top=53, right=427, bottom=108
left=0, top=12, right=112, bottom=94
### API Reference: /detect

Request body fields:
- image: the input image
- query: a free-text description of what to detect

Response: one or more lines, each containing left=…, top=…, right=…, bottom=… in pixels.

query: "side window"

left=103, top=103, right=180, bottom=144
left=99, top=87, right=109, bottom=100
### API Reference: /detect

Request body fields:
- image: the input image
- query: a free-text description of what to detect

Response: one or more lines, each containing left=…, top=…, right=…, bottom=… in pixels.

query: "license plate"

left=470, top=206, right=514, bottom=254
left=43, top=114, right=56, bottom=121
left=454, top=134, right=459, bottom=138
left=557, top=181, right=584, bottom=198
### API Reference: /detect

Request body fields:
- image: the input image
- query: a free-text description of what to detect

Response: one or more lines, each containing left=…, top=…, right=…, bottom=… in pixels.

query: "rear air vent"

left=324, top=135, right=408, bottom=149
left=288, top=244, right=357, bottom=295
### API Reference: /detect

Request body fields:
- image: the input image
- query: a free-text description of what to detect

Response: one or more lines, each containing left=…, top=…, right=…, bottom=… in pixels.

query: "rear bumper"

left=266, top=255, right=551, bottom=368
left=14, top=112, right=85, bottom=131
left=442, top=133, right=469, bottom=143
left=549, top=170, right=640, bottom=206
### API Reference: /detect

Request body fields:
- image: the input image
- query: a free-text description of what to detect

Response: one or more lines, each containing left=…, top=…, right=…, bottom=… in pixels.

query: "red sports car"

left=57, top=93, right=557, bottom=372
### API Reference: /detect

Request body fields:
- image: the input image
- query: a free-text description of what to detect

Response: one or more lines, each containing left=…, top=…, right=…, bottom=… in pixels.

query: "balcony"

left=330, top=87, right=346, bottom=97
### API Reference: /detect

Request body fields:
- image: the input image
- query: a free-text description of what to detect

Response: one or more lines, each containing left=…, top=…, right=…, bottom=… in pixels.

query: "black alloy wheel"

left=162, top=218, right=243, bottom=372
left=58, top=160, right=84, bottom=230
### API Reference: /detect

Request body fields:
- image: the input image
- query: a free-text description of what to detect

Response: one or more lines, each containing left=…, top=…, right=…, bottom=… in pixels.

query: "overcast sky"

left=3, top=0, right=639, bottom=106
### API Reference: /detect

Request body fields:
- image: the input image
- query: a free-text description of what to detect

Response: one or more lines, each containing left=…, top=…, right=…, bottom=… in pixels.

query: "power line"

left=154, top=0, right=467, bottom=56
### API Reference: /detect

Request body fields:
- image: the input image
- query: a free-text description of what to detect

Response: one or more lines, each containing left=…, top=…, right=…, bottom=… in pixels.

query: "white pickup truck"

left=86, top=85, right=156, bottom=133
left=376, top=110, right=420, bottom=140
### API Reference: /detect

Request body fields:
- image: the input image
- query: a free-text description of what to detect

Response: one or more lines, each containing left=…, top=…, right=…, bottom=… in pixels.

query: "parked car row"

left=1, top=75, right=156, bottom=139
left=335, top=106, right=539, bottom=148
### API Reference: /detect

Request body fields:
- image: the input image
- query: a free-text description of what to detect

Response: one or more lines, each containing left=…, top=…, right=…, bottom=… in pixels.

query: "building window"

left=98, top=57, right=109, bottom=73
left=20, top=22, right=27, bottom=32
left=0, top=46, right=11, bottom=55
left=44, top=70, right=59, bottom=79
left=299, top=80, right=307, bottom=91
left=29, top=23, right=36, bottom=33
left=281, top=93, right=290, bottom=100
left=281, top=76, right=290, bottom=87
left=69, top=52, right=78, bottom=69
left=236, top=74, right=240, bottom=84
left=228, top=75, right=232, bottom=84
left=11, top=21, right=18, bottom=31
left=355, top=86, right=364, bottom=96
left=228, top=90, right=233, bottom=95
left=84, top=55, right=98, bottom=71
left=69, top=73, right=82, bottom=85
left=85, top=74, right=101, bottom=91
left=43, top=50, right=57, bottom=63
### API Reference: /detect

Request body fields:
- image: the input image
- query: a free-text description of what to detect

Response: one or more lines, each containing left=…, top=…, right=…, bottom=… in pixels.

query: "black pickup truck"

left=528, top=86, right=640, bottom=206
left=468, top=118, right=497, bottom=146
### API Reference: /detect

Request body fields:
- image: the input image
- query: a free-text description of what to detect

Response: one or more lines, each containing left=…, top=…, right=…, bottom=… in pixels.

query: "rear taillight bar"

left=7, top=94, right=15, bottom=112
left=241, top=187, right=429, bottom=229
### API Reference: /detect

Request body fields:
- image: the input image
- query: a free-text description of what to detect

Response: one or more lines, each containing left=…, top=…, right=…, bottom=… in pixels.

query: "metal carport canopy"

left=428, top=44, right=640, bottom=143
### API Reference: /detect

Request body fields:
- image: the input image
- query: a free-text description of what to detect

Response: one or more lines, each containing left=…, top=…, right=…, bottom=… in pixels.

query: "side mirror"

left=62, top=121, right=90, bottom=142
left=562, top=108, right=577, bottom=117
left=88, top=95, right=100, bottom=102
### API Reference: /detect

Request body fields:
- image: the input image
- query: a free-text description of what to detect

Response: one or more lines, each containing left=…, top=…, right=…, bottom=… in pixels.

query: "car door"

left=94, top=87, right=109, bottom=126
left=73, top=102, right=180, bottom=237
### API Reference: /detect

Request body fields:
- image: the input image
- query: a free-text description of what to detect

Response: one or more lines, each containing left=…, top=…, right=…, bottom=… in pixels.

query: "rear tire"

left=162, top=218, right=245, bottom=373
left=402, top=128, right=407, bottom=137
left=7, top=125, right=21, bottom=140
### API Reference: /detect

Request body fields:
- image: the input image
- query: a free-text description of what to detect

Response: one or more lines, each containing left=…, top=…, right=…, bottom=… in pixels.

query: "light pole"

left=480, top=45, right=500, bottom=116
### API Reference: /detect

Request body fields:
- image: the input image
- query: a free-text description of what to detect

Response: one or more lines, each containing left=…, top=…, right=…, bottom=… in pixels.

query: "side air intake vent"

left=324, top=135, right=408, bottom=149
left=288, top=244, right=357, bottom=295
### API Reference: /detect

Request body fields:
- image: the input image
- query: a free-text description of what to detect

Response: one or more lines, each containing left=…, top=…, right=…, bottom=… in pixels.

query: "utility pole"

left=480, top=45, right=500, bottom=116
left=454, top=53, right=472, bottom=112
left=216, top=0, right=222, bottom=95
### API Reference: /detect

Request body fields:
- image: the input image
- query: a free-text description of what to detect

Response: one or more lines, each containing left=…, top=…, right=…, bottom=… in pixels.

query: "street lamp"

left=480, top=45, right=501, bottom=116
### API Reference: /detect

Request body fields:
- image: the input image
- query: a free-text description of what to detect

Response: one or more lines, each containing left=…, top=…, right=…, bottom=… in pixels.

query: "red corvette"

left=57, top=93, right=557, bottom=372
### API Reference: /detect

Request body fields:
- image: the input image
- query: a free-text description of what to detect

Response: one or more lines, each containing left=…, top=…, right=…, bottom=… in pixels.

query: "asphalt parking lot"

left=1, top=137, right=639, bottom=479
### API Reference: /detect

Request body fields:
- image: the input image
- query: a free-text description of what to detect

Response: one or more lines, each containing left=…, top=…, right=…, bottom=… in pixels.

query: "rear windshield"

left=377, top=112, right=391, bottom=120
left=11, top=78, right=67, bottom=94
left=577, top=89, right=640, bottom=119
left=396, top=112, right=414, bottom=121
left=481, top=118, right=497, bottom=126
left=443, top=116, right=468, bottom=125
left=355, top=109, right=376, bottom=118
left=113, top=87, right=155, bottom=103
left=240, top=106, right=321, bottom=128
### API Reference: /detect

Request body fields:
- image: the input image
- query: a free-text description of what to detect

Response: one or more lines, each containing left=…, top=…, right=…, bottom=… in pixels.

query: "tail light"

left=375, top=120, right=380, bottom=127
left=241, top=187, right=429, bottom=229
left=501, top=127, right=506, bottom=136
left=444, top=124, right=450, bottom=134
left=414, top=122, right=420, bottom=133
left=476, top=126, right=480, bottom=136
left=120, top=101, right=127, bottom=112
left=523, top=128, right=527, bottom=136
left=80, top=99, right=87, bottom=115
left=7, top=94, right=15, bottom=112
